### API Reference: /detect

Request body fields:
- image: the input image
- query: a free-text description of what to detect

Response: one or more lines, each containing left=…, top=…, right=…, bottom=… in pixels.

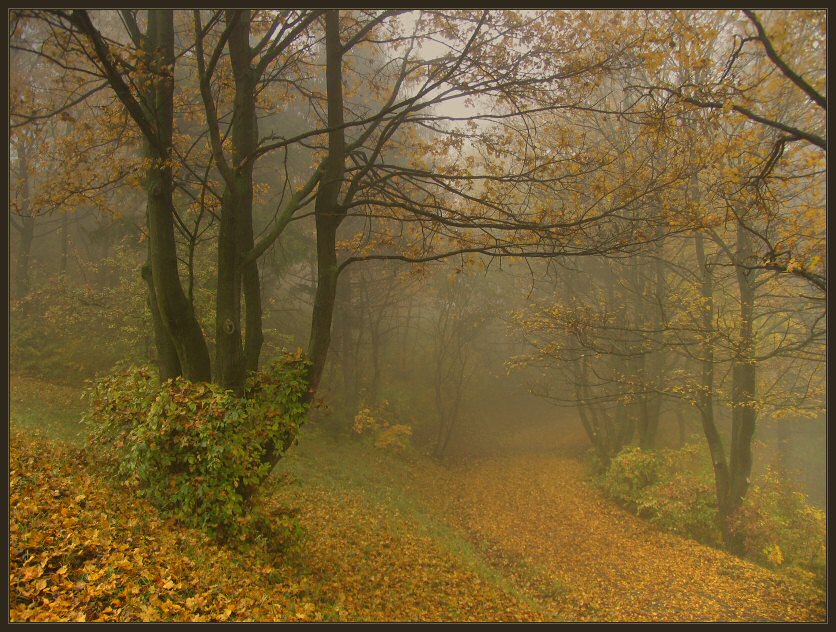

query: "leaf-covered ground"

left=416, top=455, right=826, bottom=622
left=8, top=377, right=827, bottom=622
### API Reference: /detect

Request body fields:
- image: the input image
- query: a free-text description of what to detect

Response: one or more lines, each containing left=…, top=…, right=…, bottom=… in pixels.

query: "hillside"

left=8, top=377, right=826, bottom=622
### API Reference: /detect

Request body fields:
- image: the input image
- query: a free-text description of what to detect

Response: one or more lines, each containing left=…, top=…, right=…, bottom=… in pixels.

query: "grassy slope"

left=8, top=376, right=827, bottom=622
left=9, top=376, right=87, bottom=444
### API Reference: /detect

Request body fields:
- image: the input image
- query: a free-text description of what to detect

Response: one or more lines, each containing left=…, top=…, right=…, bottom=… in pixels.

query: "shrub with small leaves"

left=82, top=350, right=311, bottom=541
left=601, top=445, right=825, bottom=585
left=638, top=472, right=721, bottom=547
left=601, top=444, right=721, bottom=546
left=83, top=363, right=159, bottom=475
left=730, top=467, right=826, bottom=583
left=600, top=446, right=666, bottom=507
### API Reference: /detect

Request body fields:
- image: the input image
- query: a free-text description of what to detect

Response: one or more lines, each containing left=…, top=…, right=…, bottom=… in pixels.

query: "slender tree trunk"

left=214, top=183, right=245, bottom=392
left=15, top=215, right=35, bottom=300
left=232, top=10, right=263, bottom=377
left=307, top=10, right=346, bottom=394
left=367, top=279, right=385, bottom=404
left=242, top=260, right=263, bottom=374
left=399, top=299, right=414, bottom=378
left=725, top=222, right=758, bottom=553
left=576, top=355, right=620, bottom=465
left=433, top=373, right=447, bottom=458
left=641, top=229, right=666, bottom=449
left=775, top=421, right=790, bottom=474
left=369, top=321, right=382, bottom=404
left=338, top=268, right=359, bottom=412
left=694, top=232, right=733, bottom=545
left=437, top=350, right=466, bottom=459
left=59, top=211, right=69, bottom=277
left=675, top=408, right=686, bottom=448
left=213, top=9, right=262, bottom=394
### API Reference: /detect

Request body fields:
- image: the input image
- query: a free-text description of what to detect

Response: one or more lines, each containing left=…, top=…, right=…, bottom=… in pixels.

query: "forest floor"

left=8, top=375, right=827, bottom=622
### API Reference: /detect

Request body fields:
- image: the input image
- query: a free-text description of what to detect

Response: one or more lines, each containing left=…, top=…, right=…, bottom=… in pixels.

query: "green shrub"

left=730, top=467, right=826, bottom=583
left=600, top=444, right=721, bottom=546
left=83, top=363, right=160, bottom=473
left=638, top=472, right=721, bottom=547
left=600, top=446, right=665, bottom=506
left=601, top=446, right=825, bottom=584
left=82, top=350, right=311, bottom=541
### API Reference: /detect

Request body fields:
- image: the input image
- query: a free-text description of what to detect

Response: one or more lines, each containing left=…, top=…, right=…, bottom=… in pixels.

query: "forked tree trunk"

left=144, top=9, right=211, bottom=383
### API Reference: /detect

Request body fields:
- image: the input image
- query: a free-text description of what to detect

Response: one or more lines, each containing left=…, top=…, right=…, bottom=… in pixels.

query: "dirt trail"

left=424, top=454, right=825, bottom=622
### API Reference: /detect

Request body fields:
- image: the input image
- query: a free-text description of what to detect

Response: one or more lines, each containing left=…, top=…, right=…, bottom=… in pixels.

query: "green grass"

left=272, top=424, right=567, bottom=618
left=9, top=376, right=87, bottom=445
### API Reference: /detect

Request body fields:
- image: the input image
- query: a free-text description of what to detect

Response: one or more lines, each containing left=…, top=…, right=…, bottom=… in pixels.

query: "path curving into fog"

left=430, top=454, right=825, bottom=622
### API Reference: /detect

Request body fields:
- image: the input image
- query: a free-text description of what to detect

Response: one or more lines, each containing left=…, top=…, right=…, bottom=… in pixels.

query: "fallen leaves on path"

left=270, top=482, right=545, bottom=621
left=421, top=454, right=826, bottom=622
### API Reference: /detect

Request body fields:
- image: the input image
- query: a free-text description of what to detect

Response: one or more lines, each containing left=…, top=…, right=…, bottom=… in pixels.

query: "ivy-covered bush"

left=83, top=350, right=311, bottom=540
left=730, top=467, right=826, bottom=584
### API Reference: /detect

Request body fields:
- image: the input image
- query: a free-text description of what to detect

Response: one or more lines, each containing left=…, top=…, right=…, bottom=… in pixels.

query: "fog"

left=9, top=8, right=825, bottom=623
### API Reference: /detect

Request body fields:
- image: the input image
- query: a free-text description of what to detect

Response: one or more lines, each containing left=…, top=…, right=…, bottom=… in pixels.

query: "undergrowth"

left=598, top=444, right=825, bottom=587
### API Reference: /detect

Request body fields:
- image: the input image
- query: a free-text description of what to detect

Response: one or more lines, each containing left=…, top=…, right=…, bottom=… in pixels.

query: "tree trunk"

left=307, top=10, right=346, bottom=394
left=366, top=277, right=385, bottom=404
left=775, top=421, right=790, bottom=474
left=725, top=222, right=758, bottom=552
left=213, top=9, right=262, bottom=394
left=214, top=184, right=245, bottom=392
left=640, top=228, right=666, bottom=450
left=144, top=9, right=211, bottom=383
left=232, top=10, right=264, bottom=378
left=142, top=260, right=182, bottom=381
left=694, top=232, right=733, bottom=546
left=15, top=214, right=35, bottom=300
left=59, top=211, right=69, bottom=277
left=338, top=267, right=359, bottom=412
left=675, top=408, right=686, bottom=448
left=242, top=259, right=263, bottom=374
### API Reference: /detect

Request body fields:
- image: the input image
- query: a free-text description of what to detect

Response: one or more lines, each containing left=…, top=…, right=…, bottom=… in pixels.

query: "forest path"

left=421, top=453, right=826, bottom=622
